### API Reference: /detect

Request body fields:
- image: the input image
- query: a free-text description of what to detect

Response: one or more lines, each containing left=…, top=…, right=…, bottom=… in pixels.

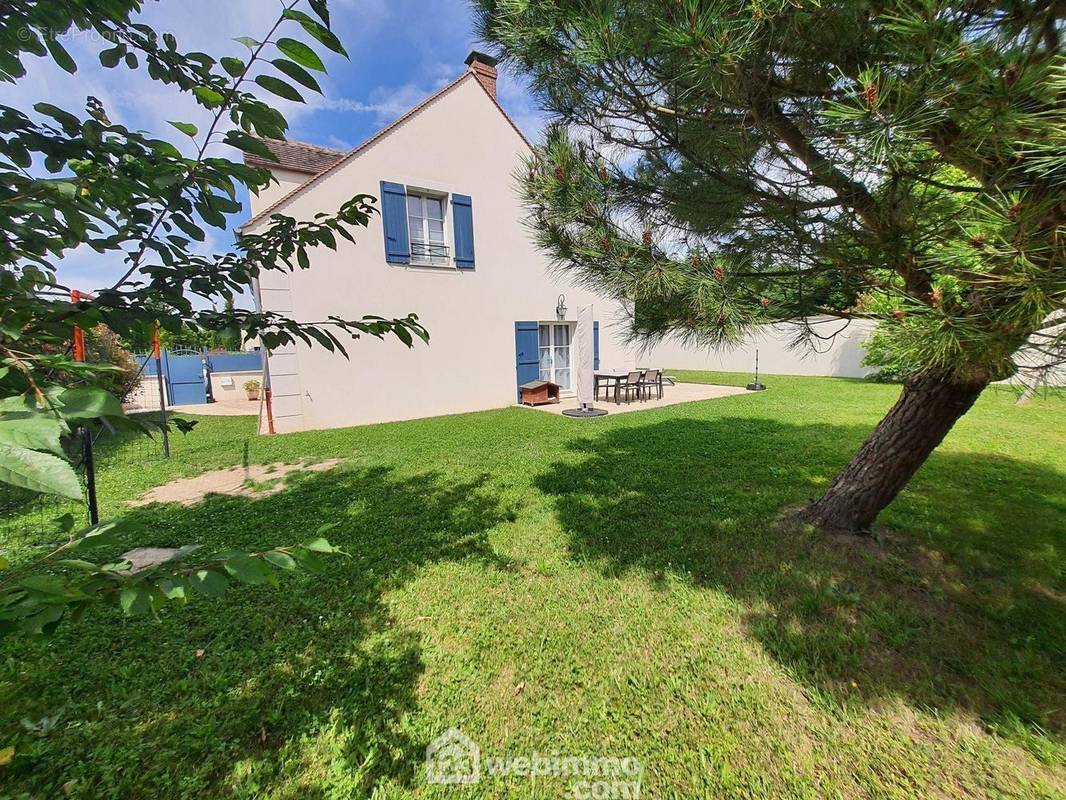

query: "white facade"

left=243, top=58, right=634, bottom=433
left=642, top=319, right=877, bottom=379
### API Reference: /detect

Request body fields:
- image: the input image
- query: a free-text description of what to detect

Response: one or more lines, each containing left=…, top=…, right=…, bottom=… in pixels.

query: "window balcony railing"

left=410, top=240, right=450, bottom=265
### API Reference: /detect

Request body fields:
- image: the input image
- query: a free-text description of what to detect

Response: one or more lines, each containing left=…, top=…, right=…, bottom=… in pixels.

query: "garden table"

left=594, top=370, right=631, bottom=404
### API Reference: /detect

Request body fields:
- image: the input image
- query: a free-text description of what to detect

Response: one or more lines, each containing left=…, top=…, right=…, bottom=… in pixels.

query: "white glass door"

left=538, top=323, right=573, bottom=390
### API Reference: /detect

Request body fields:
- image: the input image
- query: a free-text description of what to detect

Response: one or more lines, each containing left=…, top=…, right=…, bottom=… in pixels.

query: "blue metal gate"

left=138, top=349, right=262, bottom=406
left=163, top=349, right=208, bottom=405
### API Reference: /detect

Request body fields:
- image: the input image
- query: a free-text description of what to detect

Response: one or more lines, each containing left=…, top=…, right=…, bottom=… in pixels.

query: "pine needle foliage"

left=476, top=0, right=1065, bottom=382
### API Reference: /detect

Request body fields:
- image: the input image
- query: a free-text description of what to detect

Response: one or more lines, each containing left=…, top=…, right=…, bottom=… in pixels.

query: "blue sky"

left=0, top=0, right=545, bottom=292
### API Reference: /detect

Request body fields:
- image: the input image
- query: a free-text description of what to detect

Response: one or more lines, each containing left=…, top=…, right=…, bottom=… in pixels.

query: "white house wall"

left=253, top=166, right=313, bottom=210
left=642, top=319, right=877, bottom=378
left=248, top=77, right=633, bottom=432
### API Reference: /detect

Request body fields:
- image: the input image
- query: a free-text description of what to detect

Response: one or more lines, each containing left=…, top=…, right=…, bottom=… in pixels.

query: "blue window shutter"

left=593, top=321, right=600, bottom=370
left=380, top=181, right=410, bottom=264
left=515, top=321, right=539, bottom=400
left=452, top=193, right=475, bottom=269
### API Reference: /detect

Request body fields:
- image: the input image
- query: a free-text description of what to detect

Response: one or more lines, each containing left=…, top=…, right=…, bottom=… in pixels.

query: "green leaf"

left=271, top=59, right=322, bottom=94
left=263, top=551, right=296, bottom=570
left=0, top=556, right=9, bottom=571
left=69, top=521, right=122, bottom=552
left=276, top=38, right=325, bottom=71
left=20, top=604, right=65, bottom=636
left=33, top=103, right=79, bottom=129
left=55, top=387, right=124, bottom=422
left=189, top=569, right=229, bottom=596
left=220, top=56, right=245, bottom=77
left=173, top=213, right=207, bottom=242
left=56, top=559, right=99, bottom=572
left=290, top=548, right=327, bottom=574
left=160, top=578, right=187, bottom=601
left=234, top=36, right=260, bottom=51
left=302, top=537, right=335, bottom=553
left=223, top=554, right=271, bottom=584
left=0, top=414, right=66, bottom=455
left=45, top=37, right=77, bottom=74
left=120, top=587, right=150, bottom=616
left=0, top=745, right=13, bottom=766
left=172, top=418, right=199, bottom=435
left=255, top=75, right=304, bottom=103
left=193, top=85, right=226, bottom=108
left=0, top=442, right=81, bottom=499
left=223, top=130, right=279, bottom=163
left=309, top=0, right=330, bottom=26
left=283, top=11, right=348, bottom=58
left=0, top=396, right=33, bottom=413
left=19, top=574, right=71, bottom=598
left=168, top=120, right=198, bottom=138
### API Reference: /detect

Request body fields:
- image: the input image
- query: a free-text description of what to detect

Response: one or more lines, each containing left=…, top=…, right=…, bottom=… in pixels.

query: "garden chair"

left=644, top=368, right=663, bottom=400
left=619, top=370, right=644, bottom=403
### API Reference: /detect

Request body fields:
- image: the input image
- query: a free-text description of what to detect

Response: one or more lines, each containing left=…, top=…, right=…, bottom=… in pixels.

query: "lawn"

left=0, top=372, right=1063, bottom=799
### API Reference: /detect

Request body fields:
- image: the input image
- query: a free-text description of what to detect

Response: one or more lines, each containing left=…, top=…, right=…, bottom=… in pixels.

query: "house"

left=241, top=52, right=634, bottom=433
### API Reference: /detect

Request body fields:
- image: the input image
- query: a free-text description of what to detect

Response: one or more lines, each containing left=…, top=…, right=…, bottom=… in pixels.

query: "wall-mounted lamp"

left=555, top=294, right=567, bottom=320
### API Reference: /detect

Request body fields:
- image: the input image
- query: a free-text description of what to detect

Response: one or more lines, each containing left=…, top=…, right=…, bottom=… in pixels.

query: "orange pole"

left=264, top=387, right=275, bottom=435
left=71, top=289, right=86, bottom=362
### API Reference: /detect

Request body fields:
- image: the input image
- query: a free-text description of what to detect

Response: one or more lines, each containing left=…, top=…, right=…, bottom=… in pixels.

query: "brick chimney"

left=465, top=50, right=498, bottom=100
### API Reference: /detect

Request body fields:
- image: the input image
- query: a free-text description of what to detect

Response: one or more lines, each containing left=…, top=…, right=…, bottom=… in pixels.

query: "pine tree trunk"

left=796, top=375, right=989, bottom=533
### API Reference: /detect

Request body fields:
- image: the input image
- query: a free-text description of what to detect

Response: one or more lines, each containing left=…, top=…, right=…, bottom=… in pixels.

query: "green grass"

left=1, top=372, right=1064, bottom=799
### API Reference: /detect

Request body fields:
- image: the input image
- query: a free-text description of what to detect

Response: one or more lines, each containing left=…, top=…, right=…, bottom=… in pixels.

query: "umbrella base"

left=746, top=382, right=767, bottom=391
left=562, top=405, right=609, bottom=418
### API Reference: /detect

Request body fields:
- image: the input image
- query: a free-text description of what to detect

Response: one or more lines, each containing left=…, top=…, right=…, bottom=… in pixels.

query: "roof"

left=240, top=71, right=533, bottom=231
left=244, top=138, right=346, bottom=174
left=520, top=380, right=558, bottom=389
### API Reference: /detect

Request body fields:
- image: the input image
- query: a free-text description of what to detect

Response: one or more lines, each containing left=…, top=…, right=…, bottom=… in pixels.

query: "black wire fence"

left=0, top=413, right=171, bottom=553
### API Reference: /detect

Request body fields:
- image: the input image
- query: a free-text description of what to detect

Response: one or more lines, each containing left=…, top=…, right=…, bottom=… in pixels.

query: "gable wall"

left=248, top=77, right=634, bottom=431
left=251, top=166, right=313, bottom=212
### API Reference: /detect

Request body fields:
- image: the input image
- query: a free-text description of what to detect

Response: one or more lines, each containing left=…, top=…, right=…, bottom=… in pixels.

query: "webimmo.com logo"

left=425, top=728, right=481, bottom=785
left=425, top=728, right=642, bottom=797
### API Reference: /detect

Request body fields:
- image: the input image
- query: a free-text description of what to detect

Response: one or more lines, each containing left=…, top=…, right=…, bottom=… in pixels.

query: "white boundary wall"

left=642, top=318, right=877, bottom=378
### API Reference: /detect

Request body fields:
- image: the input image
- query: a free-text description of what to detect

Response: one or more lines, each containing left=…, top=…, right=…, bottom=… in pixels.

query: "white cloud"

left=311, top=83, right=432, bottom=126
left=324, top=133, right=354, bottom=150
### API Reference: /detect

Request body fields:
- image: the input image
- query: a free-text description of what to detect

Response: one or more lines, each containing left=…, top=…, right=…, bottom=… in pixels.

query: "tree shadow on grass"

left=536, top=417, right=1066, bottom=754
left=1, top=464, right=517, bottom=799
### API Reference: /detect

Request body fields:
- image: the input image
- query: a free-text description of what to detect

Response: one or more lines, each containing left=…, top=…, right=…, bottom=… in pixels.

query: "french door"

left=538, top=323, right=573, bottom=391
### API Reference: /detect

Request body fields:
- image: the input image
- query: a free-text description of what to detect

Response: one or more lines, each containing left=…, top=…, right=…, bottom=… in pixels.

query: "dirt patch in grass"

left=127, top=459, right=343, bottom=507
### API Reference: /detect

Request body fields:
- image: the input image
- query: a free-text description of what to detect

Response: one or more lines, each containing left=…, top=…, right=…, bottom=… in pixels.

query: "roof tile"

left=244, top=138, right=346, bottom=174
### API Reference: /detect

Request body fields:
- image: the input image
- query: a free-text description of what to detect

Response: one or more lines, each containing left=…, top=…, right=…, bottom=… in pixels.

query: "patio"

left=523, top=381, right=750, bottom=416
left=167, top=400, right=258, bottom=416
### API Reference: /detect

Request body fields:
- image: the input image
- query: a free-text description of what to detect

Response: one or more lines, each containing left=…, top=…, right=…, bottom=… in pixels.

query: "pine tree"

left=474, top=0, right=1065, bottom=532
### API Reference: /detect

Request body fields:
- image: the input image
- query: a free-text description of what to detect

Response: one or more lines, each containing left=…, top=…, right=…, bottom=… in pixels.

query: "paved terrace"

left=522, top=382, right=751, bottom=416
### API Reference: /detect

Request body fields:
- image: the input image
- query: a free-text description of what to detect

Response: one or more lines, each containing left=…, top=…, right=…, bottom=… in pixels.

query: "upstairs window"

left=406, top=192, right=449, bottom=266
left=381, top=181, right=473, bottom=269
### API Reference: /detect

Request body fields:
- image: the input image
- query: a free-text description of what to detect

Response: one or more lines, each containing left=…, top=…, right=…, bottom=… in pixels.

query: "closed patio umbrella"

left=563, top=304, right=608, bottom=417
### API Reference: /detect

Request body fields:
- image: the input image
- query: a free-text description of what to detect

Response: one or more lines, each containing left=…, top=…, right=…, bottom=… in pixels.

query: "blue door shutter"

left=593, top=321, right=600, bottom=370
left=515, top=321, right=539, bottom=400
left=380, top=181, right=410, bottom=264
left=452, top=193, right=475, bottom=269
